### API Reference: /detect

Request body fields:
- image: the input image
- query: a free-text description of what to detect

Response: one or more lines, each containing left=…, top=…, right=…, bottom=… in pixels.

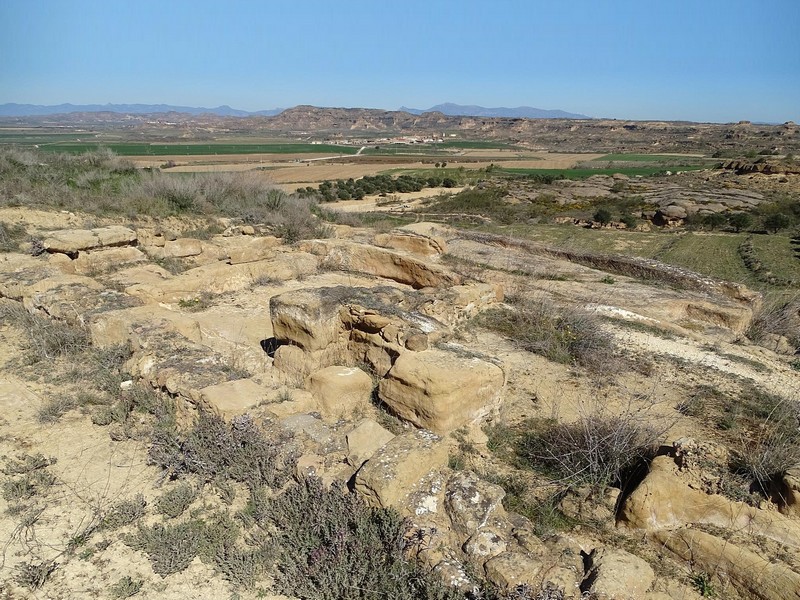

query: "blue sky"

left=1, top=0, right=798, bottom=123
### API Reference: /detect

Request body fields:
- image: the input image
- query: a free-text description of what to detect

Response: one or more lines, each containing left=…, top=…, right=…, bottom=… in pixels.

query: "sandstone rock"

left=73, top=246, right=146, bottom=274
left=483, top=551, right=543, bottom=590
left=159, top=238, right=203, bottom=258
left=263, top=389, right=318, bottom=419
left=777, top=466, right=800, bottom=517
left=270, top=288, right=349, bottom=352
left=420, top=283, right=504, bottom=325
left=227, top=236, right=281, bottom=264
left=619, top=455, right=800, bottom=549
left=655, top=528, right=800, bottom=600
left=107, top=263, right=172, bottom=288
left=23, top=275, right=140, bottom=325
left=444, top=471, right=507, bottom=536
left=374, top=230, right=446, bottom=256
left=0, top=254, right=66, bottom=300
left=463, top=528, right=507, bottom=562
left=586, top=548, right=655, bottom=600
left=90, top=305, right=200, bottom=348
left=300, top=239, right=461, bottom=288
left=43, top=225, right=137, bottom=255
left=280, top=413, right=342, bottom=454
left=404, top=332, right=429, bottom=351
left=379, top=349, right=504, bottom=434
left=345, top=418, right=395, bottom=467
left=354, top=429, right=447, bottom=509
left=125, top=324, right=233, bottom=402
left=199, top=378, right=270, bottom=419
left=126, top=253, right=318, bottom=303
left=272, top=344, right=311, bottom=385
left=307, top=365, right=373, bottom=418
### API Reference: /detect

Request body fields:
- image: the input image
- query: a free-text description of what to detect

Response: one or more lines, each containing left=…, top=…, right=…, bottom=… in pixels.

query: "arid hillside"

left=0, top=148, right=798, bottom=600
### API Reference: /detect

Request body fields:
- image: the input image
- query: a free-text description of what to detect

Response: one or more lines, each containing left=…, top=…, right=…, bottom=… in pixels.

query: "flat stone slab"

left=43, top=226, right=137, bottom=255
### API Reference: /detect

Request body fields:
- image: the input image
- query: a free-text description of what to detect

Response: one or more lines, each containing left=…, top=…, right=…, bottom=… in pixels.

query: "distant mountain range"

left=399, top=103, right=590, bottom=119
left=0, top=103, right=284, bottom=117
left=0, top=102, right=589, bottom=120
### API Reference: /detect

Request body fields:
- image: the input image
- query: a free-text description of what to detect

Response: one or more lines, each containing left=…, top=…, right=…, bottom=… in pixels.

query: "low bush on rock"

left=517, top=416, right=661, bottom=491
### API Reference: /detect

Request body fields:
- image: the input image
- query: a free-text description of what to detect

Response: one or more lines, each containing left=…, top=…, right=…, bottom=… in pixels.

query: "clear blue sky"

left=1, top=0, right=798, bottom=123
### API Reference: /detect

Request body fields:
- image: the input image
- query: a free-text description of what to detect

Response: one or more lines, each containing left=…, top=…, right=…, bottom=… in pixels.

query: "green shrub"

left=266, top=477, right=460, bottom=600
left=101, top=494, right=147, bottom=530
left=593, top=208, right=612, bottom=225
left=126, top=520, right=205, bottom=576
left=109, top=576, right=143, bottom=599
left=148, top=412, right=295, bottom=491
left=156, top=483, right=198, bottom=518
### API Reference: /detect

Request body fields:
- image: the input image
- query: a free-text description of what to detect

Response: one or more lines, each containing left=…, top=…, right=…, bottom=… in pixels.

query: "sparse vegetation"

left=517, top=415, right=661, bottom=490
left=476, top=297, right=614, bottom=372
left=0, top=220, right=27, bottom=252
left=101, top=494, right=147, bottom=530
left=0, top=300, right=91, bottom=362
left=109, top=575, right=143, bottom=599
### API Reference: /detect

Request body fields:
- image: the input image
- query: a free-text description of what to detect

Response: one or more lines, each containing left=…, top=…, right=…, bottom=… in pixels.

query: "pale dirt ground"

left=1, top=205, right=796, bottom=598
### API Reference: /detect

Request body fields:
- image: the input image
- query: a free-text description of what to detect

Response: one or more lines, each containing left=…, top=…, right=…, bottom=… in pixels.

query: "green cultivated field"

left=499, top=166, right=706, bottom=179
left=494, top=225, right=798, bottom=290
left=29, top=142, right=359, bottom=155
left=593, top=153, right=706, bottom=162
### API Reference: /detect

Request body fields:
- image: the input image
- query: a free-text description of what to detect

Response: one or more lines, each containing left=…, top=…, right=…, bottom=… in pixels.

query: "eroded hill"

left=0, top=194, right=798, bottom=599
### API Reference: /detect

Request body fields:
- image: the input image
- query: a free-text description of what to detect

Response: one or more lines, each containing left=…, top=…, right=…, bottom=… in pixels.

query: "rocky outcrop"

left=269, top=286, right=505, bottom=433
left=584, top=548, right=655, bottom=600
left=373, top=229, right=446, bottom=256
left=126, top=252, right=318, bottom=303
left=42, top=225, right=137, bottom=256
left=619, top=456, right=800, bottom=549
left=300, top=239, right=461, bottom=288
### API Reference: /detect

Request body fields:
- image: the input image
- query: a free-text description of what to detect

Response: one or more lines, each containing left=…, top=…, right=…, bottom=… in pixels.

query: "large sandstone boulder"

left=198, top=378, right=271, bottom=419
left=444, top=471, right=507, bottom=537
left=619, top=456, right=800, bottom=549
left=300, top=239, right=461, bottom=288
left=227, top=236, right=281, bottom=264
left=483, top=552, right=543, bottom=591
left=307, top=365, right=373, bottom=418
left=43, top=226, right=137, bottom=255
left=379, top=349, right=504, bottom=434
left=778, top=466, right=800, bottom=517
left=353, top=429, right=448, bottom=509
left=374, top=229, right=446, bottom=256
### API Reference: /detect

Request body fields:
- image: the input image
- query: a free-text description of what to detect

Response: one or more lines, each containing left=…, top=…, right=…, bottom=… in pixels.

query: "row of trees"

left=694, top=211, right=794, bottom=234
left=299, top=174, right=457, bottom=202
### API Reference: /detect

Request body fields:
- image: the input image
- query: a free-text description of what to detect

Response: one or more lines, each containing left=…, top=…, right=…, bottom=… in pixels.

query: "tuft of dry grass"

left=476, top=297, right=614, bottom=372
